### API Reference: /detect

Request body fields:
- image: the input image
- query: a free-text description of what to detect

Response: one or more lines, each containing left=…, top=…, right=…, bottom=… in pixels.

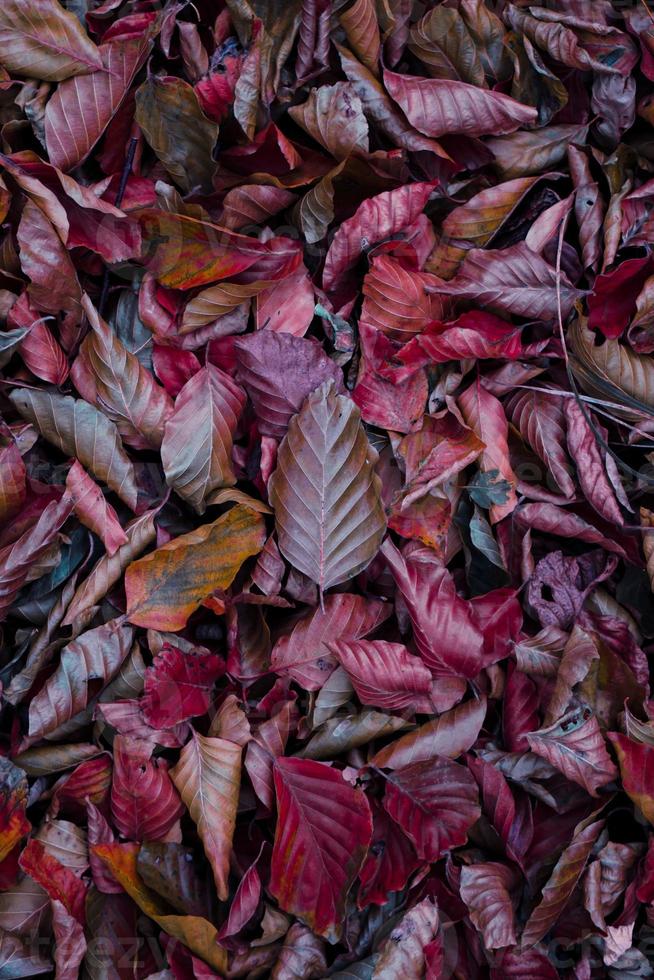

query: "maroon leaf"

left=110, top=736, right=184, bottom=842
left=434, top=243, right=583, bottom=320
left=358, top=800, right=421, bottom=908
left=382, top=756, right=480, bottom=861
left=381, top=537, right=485, bottom=678
left=371, top=695, right=486, bottom=769
left=384, top=66, right=537, bottom=137
left=608, top=734, right=654, bottom=825
left=44, top=36, right=149, bottom=171
left=521, top=819, right=604, bottom=948
left=563, top=398, right=624, bottom=525
left=141, top=644, right=225, bottom=729
left=160, top=364, right=246, bottom=513
left=234, top=331, right=345, bottom=440
left=65, top=460, right=127, bottom=557
left=271, top=593, right=391, bottom=690
left=0, top=493, right=73, bottom=623
left=270, top=757, right=372, bottom=941
left=459, top=861, right=518, bottom=949
left=327, top=639, right=435, bottom=714
left=527, top=706, right=617, bottom=796
left=322, top=181, right=436, bottom=294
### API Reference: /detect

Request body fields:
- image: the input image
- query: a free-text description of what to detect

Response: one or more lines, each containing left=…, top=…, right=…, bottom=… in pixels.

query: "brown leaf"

left=135, top=75, right=218, bottom=194
left=92, top=842, right=227, bottom=972
left=45, top=36, right=150, bottom=171
left=62, top=509, right=157, bottom=627
left=269, top=381, right=386, bottom=598
left=487, top=123, right=589, bottom=179
left=289, top=82, right=369, bottom=161
left=170, top=731, right=242, bottom=901
left=0, top=0, right=103, bottom=81
left=337, top=44, right=450, bottom=158
left=570, top=316, right=654, bottom=421
left=9, top=388, right=139, bottom=510
left=339, top=0, right=380, bottom=77
left=161, top=364, right=246, bottom=512
left=409, top=6, right=485, bottom=86
left=521, top=819, right=604, bottom=948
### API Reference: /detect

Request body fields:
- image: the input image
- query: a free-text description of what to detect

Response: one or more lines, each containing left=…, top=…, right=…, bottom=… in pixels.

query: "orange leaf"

left=92, top=842, right=227, bottom=973
left=124, top=504, right=266, bottom=630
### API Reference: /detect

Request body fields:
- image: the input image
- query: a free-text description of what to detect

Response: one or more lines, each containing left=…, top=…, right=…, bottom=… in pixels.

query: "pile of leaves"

left=4, top=0, right=654, bottom=976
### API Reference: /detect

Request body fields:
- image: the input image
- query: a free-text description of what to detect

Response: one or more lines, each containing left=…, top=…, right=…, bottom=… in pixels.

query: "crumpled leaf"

left=289, top=82, right=368, bottom=161
left=271, top=592, right=391, bottom=691
left=459, top=861, right=518, bottom=949
left=135, top=75, right=218, bottom=195
left=234, top=331, right=344, bottom=440
left=526, top=705, right=618, bottom=796
left=125, top=504, right=266, bottom=631
left=382, top=755, right=481, bottom=861
left=372, top=897, right=440, bottom=979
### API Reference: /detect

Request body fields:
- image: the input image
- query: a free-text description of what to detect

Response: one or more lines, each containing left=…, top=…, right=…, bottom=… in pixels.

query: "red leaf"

left=608, top=733, right=654, bottom=825
left=458, top=376, right=517, bottom=523
left=110, top=735, right=184, bottom=841
left=327, top=639, right=435, bottom=713
left=382, top=756, right=480, bottom=861
left=216, top=847, right=262, bottom=941
left=383, top=67, right=537, bottom=137
left=391, top=311, right=526, bottom=378
left=141, top=644, right=225, bottom=729
left=358, top=800, right=421, bottom=908
left=381, top=538, right=484, bottom=678
left=322, top=181, right=437, bottom=295
left=18, top=320, right=69, bottom=385
left=65, top=460, right=128, bottom=556
left=527, top=707, right=618, bottom=796
left=270, top=757, right=372, bottom=941
left=361, top=255, right=438, bottom=340
left=19, top=839, right=87, bottom=924
left=434, top=243, right=583, bottom=321
left=588, top=256, right=654, bottom=339
left=271, top=593, right=391, bottom=691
